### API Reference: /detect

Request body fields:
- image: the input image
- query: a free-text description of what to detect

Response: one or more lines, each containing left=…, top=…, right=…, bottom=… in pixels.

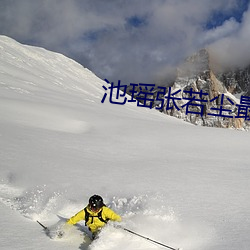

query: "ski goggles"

left=89, top=205, right=101, bottom=212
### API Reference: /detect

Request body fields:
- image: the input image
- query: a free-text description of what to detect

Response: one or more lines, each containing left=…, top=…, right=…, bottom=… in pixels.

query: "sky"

left=0, top=0, right=249, bottom=85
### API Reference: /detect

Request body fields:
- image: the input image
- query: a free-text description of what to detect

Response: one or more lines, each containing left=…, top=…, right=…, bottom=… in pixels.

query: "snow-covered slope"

left=0, top=36, right=250, bottom=250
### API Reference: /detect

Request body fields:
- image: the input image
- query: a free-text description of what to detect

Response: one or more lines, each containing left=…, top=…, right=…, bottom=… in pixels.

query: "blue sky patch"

left=206, top=0, right=249, bottom=29
left=126, top=15, right=148, bottom=28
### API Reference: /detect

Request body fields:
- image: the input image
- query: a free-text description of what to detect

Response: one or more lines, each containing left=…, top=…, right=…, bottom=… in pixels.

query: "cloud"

left=209, top=3, right=250, bottom=69
left=0, top=0, right=249, bottom=84
left=200, top=18, right=240, bottom=45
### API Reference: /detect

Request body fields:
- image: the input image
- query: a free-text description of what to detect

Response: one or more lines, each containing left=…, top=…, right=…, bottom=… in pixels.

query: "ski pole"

left=122, top=227, right=180, bottom=250
left=37, top=220, right=48, bottom=231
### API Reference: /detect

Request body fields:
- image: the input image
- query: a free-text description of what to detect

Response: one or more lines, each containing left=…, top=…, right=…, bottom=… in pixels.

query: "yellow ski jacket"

left=67, top=206, right=121, bottom=233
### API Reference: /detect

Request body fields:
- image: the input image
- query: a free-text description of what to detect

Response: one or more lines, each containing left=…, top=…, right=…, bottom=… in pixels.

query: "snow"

left=0, top=35, right=250, bottom=250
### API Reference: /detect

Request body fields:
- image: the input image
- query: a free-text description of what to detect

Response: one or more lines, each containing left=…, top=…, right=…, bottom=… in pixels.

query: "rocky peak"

left=160, top=49, right=250, bottom=130
left=176, top=48, right=225, bottom=98
left=216, top=66, right=250, bottom=96
left=177, top=48, right=210, bottom=78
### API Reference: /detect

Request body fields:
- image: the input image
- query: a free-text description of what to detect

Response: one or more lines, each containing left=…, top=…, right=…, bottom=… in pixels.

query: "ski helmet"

left=89, top=195, right=104, bottom=210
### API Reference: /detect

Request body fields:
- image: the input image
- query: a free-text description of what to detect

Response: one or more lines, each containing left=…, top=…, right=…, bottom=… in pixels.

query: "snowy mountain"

left=217, top=65, right=250, bottom=96
left=0, top=36, right=250, bottom=250
left=159, top=49, right=250, bottom=130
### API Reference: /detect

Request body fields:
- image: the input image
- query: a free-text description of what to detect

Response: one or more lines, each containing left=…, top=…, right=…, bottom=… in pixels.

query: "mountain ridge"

left=160, top=48, right=250, bottom=129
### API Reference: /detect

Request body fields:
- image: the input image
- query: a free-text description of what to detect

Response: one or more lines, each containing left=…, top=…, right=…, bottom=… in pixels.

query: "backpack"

left=84, top=206, right=109, bottom=226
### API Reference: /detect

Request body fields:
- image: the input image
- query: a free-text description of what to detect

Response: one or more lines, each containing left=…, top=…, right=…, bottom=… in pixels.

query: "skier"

left=66, top=194, right=122, bottom=239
